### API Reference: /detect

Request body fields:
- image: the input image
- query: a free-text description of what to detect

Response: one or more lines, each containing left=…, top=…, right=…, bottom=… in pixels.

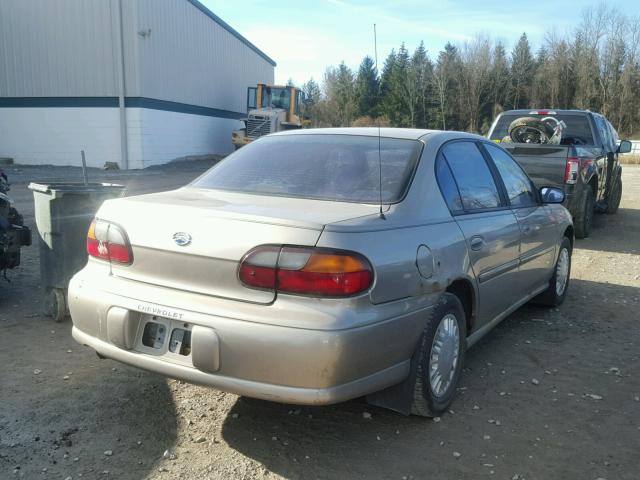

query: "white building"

left=0, top=0, right=275, bottom=169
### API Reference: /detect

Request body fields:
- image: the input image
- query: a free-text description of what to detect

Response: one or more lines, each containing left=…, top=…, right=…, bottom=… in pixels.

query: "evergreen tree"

left=380, top=49, right=400, bottom=125
left=354, top=56, right=379, bottom=118
left=301, top=78, right=321, bottom=105
left=510, top=33, right=535, bottom=108
left=433, top=43, right=462, bottom=130
left=489, top=42, right=510, bottom=118
left=411, top=41, right=434, bottom=128
left=301, top=78, right=322, bottom=126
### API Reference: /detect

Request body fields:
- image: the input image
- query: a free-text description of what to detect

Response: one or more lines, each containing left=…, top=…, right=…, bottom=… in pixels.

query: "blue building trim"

left=0, top=96, right=245, bottom=120
left=0, top=97, right=118, bottom=107
left=186, top=0, right=277, bottom=67
left=125, top=97, right=244, bottom=119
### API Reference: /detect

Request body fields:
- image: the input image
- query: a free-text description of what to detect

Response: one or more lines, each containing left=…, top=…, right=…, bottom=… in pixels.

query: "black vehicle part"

left=606, top=172, right=622, bottom=214
left=0, top=177, right=30, bottom=272
left=574, top=184, right=594, bottom=239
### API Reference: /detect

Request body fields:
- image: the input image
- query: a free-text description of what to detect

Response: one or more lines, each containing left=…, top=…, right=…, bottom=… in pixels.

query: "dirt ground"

left=1, top=161, right=639, bottom=480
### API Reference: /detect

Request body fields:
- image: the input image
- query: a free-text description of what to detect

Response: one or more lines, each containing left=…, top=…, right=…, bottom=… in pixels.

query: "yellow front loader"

left=232, top=84, right=309, bottom=149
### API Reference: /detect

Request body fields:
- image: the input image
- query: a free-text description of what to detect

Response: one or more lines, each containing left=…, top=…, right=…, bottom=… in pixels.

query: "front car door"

left=592, top=114, right=614, bottom=202
left=480, top=142, right=557, bottom=292
left=437, top=140, right=522, bottom=326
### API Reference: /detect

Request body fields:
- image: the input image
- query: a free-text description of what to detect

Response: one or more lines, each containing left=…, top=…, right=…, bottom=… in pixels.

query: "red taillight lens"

left=238, top=246, right=279, bottom=289
left=87, top=219, right=133, bottom=265
left=564, top=157, right=579, bottom=184
left=238, top=246, right=374, bottom=297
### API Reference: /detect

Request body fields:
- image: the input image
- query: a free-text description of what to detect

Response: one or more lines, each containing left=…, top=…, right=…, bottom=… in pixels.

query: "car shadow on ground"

left=1, top=161, right=217, bottom=479
left=219, top=278, right=639, bottom=479
left=0, top=313, right=178, bottom=480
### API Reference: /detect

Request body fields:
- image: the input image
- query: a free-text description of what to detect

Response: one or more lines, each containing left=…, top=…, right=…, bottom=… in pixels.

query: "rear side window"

left=441, top=141, right=501, bottom=211
left=436, top=155, right=463, bottom=212
left=490, top=113, right=595, bottom=145
left=483, top=143, right=537, bottom=207
left=191, top=134, right=423, bottom=204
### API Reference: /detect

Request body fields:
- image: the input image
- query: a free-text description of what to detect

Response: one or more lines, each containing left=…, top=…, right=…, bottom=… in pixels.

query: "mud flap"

left=365, top=344, right=422, bottom=416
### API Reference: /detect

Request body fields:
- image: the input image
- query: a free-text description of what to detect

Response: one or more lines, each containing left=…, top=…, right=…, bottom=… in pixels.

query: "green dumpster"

left=28, top=182, right=126, bottom=322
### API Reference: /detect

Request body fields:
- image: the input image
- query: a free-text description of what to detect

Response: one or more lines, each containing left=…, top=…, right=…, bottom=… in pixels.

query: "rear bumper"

left=69, top=268, right=429, bottom=405
left=72, top=326, right=409, bottom=405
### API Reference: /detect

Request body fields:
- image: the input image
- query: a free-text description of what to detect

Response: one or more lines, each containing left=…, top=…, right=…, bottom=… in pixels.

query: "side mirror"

left=617, top=140, right=632, bottom=154
left=540, top=187, right=565, bottom=204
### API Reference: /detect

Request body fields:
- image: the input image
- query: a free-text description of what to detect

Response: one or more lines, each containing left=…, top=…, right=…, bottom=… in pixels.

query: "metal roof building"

left=0, top=0, right=275, bottom=169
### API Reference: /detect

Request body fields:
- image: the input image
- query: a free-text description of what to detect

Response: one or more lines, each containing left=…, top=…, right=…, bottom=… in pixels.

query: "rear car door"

left=481, top=142, right=556, bottom=291
left=437, top=140, right=522, bottom=325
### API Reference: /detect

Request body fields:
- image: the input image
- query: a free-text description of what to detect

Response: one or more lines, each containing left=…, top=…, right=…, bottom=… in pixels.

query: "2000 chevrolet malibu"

left=70, top=128, right=573, bottom=416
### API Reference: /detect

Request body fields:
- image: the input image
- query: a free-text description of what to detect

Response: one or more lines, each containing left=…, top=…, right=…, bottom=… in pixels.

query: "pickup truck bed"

left=488, top=109, right=624, bottom=238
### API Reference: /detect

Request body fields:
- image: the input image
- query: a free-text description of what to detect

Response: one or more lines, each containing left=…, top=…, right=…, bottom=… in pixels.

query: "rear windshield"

left=191, top=134, right=423, bottom=203
left=489, top=113, right=595, bottom=145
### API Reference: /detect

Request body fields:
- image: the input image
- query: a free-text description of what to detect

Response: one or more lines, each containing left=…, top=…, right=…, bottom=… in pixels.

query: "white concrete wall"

left=0, top=107, right=240, bottom=168
left=127, top=108, right=241, bottom=169
left=0, top=107, right=121, bottom=168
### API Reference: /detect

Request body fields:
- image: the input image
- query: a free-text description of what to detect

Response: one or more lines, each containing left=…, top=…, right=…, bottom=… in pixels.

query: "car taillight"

left=87, top=218, right=133, bottom=265
left=564, top=157, right=579, bottom=184
left=238, top=246, right=373, bottom=297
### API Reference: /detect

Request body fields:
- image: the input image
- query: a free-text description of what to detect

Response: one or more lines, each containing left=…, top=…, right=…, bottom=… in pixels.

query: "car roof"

left=499, top=109, right=594, bottom=116
left=269, top=127, right=485, bottom=142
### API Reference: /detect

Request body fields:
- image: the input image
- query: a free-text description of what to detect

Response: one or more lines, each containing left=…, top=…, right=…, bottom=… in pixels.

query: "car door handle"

left=522, top=226, right=532, bottom=235
left=470, top=236, right=485, bottom=251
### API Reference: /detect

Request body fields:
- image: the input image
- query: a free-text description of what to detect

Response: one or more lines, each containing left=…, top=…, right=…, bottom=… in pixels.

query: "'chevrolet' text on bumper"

left=137, top=304, right=185, bottom=320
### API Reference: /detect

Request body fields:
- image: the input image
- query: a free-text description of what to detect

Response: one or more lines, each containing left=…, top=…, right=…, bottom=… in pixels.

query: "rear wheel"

left=574, top=184, right=594, bottom=239
left=606, top=174, right=622, bottom=214
left=410, top=293, right=466, bottom=417
left=534, top=237, right=572, bottom=307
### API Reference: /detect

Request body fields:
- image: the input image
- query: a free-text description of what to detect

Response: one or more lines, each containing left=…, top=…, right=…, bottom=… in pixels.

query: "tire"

left=410, top=293, right=467, bottom=417
left=44, top=288, right=67, bottom=322
left=606, top=174, right=622, bottom=214
left=508, top=117, right=555, bottom=144
left=534, top=237, right=572, bottom=307
left=574, top=184, right=594, bottom=239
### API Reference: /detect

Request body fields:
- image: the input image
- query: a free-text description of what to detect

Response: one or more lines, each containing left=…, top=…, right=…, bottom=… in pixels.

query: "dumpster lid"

left=28, top=182, right=126, bottom=196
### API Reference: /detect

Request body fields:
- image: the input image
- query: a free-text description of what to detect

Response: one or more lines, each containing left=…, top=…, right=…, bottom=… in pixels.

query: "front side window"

left=262, top=87, right=291, bottom=110
left=483, top=143, right=536, bottom=208
left=441, top=141, right=501, bottom=211
left=192, top=135, right=423, bottom=204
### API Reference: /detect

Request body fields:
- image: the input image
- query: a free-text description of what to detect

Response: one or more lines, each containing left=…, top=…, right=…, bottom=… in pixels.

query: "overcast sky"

left=202, top=0, right=637, bottom=86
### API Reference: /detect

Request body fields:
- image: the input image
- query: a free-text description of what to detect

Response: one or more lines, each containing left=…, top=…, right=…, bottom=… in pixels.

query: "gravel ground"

left=1, top=162, right=639, bottom=480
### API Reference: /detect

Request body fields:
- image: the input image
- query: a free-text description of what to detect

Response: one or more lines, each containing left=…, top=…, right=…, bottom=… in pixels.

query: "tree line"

left=300, top=4, right=640, bottom=138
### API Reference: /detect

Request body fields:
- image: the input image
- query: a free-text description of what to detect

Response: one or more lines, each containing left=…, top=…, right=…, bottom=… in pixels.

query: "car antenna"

left=374, top=23, right=385, bottom=220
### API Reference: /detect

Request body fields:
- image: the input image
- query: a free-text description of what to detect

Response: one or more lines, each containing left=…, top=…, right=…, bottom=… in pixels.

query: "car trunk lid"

left=97, top=188, right=379, bottom=304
